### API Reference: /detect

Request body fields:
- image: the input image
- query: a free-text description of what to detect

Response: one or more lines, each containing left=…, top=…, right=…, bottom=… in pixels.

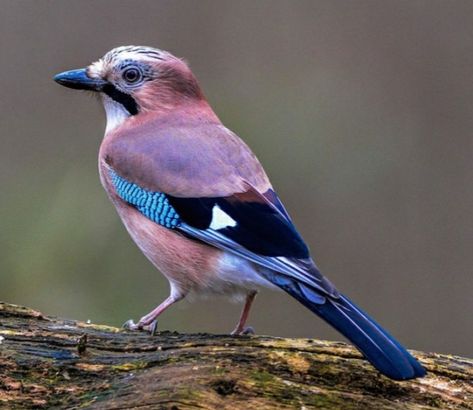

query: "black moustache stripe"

left=102, top=84, right=139, bottom=115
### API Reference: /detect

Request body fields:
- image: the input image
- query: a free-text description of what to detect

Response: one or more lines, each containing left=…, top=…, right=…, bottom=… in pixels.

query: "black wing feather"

left=168, top=190, right=309, bottom=259
left=169, top=187, right=338, bottom=297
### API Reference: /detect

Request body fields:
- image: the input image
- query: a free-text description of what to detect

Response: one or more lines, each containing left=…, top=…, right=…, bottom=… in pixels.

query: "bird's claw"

left=122, top=319, right=140, bottom=330
left=147, top=320, right=159, bottom=336
left=122, top=319, right=159, bottom=335
left=231, top=325, right=255, bottom=336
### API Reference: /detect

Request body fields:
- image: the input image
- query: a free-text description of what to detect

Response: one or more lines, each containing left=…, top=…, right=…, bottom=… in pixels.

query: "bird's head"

left=54, top=46, right=204, bottom=132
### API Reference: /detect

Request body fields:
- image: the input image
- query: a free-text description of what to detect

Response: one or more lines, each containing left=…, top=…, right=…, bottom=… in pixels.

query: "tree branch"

left=0, top=302, right=471, bottom=409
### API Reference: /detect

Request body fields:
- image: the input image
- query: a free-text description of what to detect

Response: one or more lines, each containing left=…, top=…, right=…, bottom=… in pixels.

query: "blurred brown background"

left=1, top=1, right=472, bottom=357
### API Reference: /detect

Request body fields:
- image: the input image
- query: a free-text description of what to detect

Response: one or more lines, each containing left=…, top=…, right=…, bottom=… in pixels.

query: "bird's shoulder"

left=100, top=113, right=270, bottom=197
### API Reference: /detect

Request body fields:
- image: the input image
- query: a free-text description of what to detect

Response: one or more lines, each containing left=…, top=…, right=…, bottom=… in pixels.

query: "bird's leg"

left=123, top=294, right=183, bottom=332
left=231, top=290, right=257, bottom=335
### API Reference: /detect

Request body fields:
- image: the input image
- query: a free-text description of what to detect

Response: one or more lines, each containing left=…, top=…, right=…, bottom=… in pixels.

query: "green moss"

left=111, top=361, right=148, bottom=372
left=80, top=323, right=121, bottom=333
left=250, top=370, right=276, bottom=384
left=76, top=389, right=114, bottom=408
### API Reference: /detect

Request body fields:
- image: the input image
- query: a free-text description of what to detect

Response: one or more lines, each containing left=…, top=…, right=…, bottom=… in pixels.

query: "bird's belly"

left=113, top=201, right=274, bottom=299
left=210, top=251, right=277, bottom=299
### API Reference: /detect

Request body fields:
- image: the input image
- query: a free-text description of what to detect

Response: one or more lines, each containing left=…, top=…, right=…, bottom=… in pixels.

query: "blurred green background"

left=1, top=1, right=472, bottom=357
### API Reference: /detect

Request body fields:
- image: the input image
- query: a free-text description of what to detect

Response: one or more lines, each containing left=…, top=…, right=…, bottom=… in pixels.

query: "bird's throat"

left=101, top=94, right=132, bottom=134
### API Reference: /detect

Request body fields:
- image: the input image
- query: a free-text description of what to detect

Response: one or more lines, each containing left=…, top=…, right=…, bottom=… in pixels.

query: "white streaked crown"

left=88, top=45, right=172, bottom=79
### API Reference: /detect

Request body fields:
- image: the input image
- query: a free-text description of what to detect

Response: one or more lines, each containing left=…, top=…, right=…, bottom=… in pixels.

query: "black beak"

left=54, top=68, right=106, bottom=91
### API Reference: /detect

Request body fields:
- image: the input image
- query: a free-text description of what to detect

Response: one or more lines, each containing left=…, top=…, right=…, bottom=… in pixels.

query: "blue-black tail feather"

left=268, top=274, right=426, bottom=380
left=338, top=295, right=427, bottom=378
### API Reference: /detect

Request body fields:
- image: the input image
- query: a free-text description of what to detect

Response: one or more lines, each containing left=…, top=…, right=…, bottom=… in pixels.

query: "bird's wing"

left=103, top=120, right=338, bottom=299
left=173, top=185, right=339, bottom=299
left=108, top=167, right=337, bottom=299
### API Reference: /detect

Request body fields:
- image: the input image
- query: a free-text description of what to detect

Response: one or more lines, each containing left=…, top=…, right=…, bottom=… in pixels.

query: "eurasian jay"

left=54, top=46, right=425, bottom=380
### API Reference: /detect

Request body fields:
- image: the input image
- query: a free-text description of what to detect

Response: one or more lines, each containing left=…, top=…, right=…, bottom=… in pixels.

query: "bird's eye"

left=122, top=67, right=142, bottom=84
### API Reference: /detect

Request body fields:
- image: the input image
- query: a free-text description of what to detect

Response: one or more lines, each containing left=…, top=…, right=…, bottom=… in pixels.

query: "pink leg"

left=123, top=293, right=184, bottom=332
left=231, top=290, right=257, bottom=335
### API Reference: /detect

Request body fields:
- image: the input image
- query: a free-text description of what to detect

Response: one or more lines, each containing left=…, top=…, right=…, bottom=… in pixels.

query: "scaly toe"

left=143, top=320, right=159, bottom=336
left=231, top=325, right=255, bottom=336
left=122, top=319, right=141, bottom=331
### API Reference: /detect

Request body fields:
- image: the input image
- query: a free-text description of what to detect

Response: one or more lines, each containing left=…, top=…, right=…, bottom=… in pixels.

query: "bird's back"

left=100, top=107, right=272, bottom=199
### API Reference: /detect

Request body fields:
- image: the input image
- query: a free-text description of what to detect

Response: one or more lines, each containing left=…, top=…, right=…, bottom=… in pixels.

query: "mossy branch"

left=0, top=301, right=471, bottom=409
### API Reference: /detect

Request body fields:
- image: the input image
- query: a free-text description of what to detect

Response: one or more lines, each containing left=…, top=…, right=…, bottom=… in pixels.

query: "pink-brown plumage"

left=100, top=106, right=271, bottom=197
left=111, top=199, right=222, bottom=296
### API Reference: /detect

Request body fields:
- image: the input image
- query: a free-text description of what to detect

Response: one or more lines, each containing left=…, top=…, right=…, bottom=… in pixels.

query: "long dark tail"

left=277, top=280, right=426, bottom=380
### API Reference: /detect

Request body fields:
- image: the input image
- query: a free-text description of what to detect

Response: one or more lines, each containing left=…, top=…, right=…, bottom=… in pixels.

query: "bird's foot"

left=242, top=326, right=255, bottom=335
left=231, top=325, right=255, bottom=336
left=122, top=319, right=159, bottom=335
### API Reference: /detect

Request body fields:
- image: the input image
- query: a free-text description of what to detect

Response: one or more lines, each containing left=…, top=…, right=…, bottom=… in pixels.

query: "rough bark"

left=0, top=302, right=471, bottom=409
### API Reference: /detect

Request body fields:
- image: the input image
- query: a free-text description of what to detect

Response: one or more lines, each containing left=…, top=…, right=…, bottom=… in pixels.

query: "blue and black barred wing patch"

left=110, top=169, right=180, bottom=228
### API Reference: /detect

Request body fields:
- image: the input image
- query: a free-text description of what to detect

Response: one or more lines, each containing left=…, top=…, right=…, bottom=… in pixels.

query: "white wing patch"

left=209, top=205, right=237, bottom=230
